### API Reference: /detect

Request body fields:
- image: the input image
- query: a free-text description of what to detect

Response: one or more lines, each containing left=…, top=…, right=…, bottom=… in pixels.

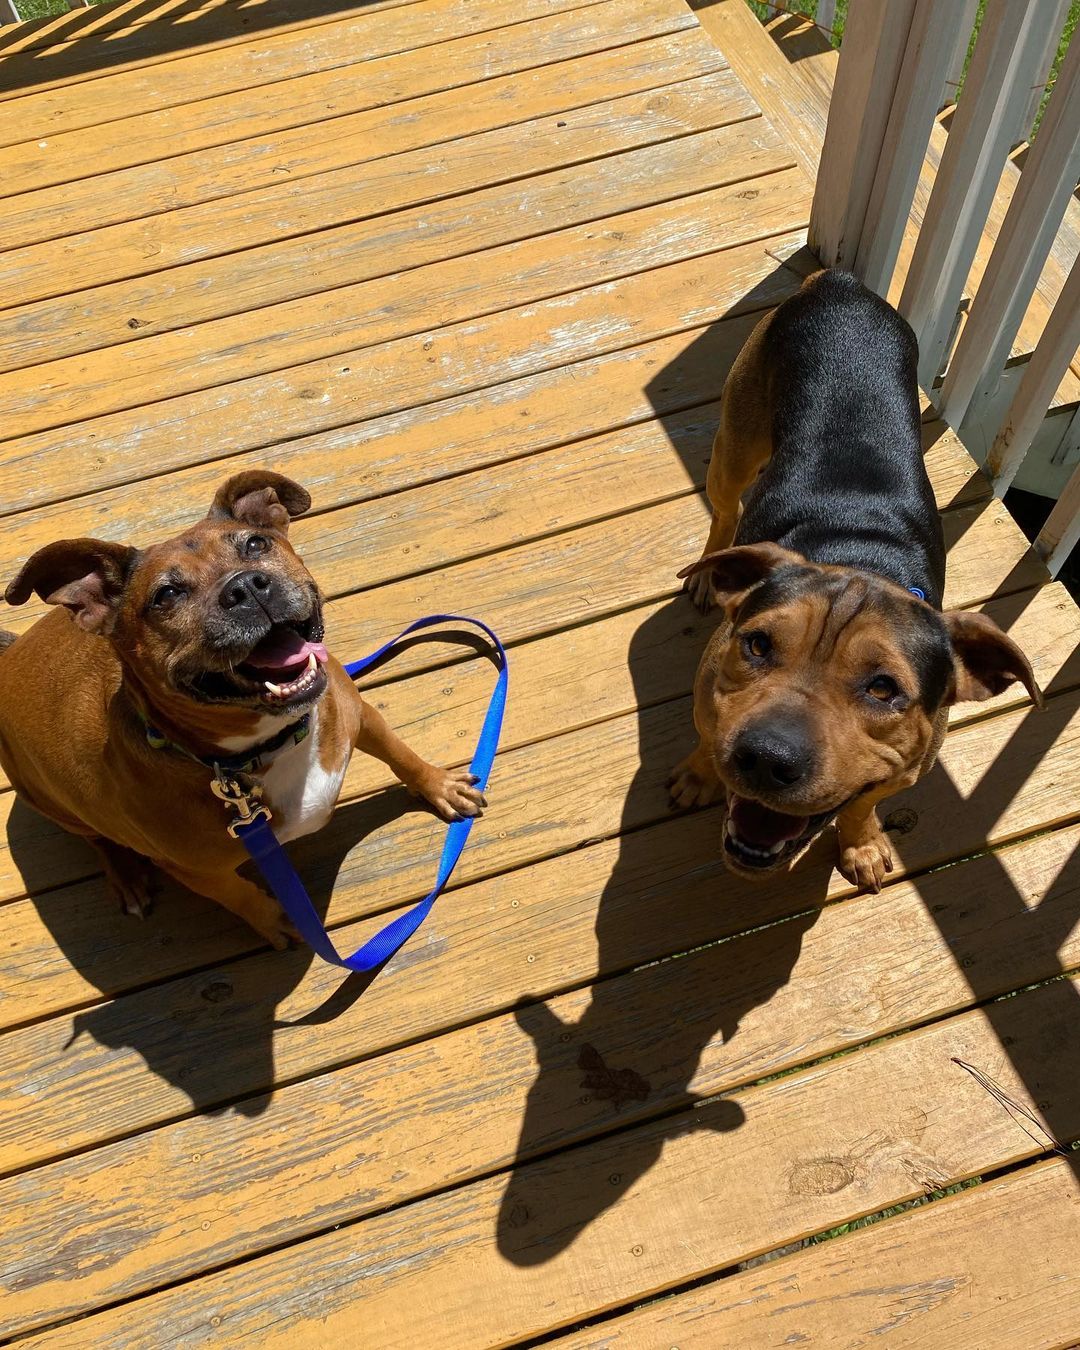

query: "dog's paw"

left=250, top=898, right=302, bottom=952
left=838, top=832, right=894, bottom=893
left=112, top=874, right=156, bottom=919
left=668, top=753, right=720, bottom=810
left=420, top=769, right=487, bottom=823
left=683, top=567, right=718, bottom=613
left=98, top=845, right=159, bottom=919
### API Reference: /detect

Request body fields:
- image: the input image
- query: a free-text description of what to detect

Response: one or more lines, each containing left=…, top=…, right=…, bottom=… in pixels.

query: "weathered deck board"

left=0, top=67, right=753, bottom=299
left=0, top=0, right=412, bottom=94
left=0, top=0, right=611, bottom=144
left=0, top=486, right=1052, bottom=919
left=6, top=821, right=1080, bottom=1337
left=0, top=158, right=801, bottom=434
left=0, top=1, right=705, bottom=224
left=0, top=232, right=809, bottom=508
left=4, top=685, right=1079, bottom=1174
left=23, top=975, right=1080, bottom=1348
left=0, top=56, right=743, bottom=368
left=1, top=0, right=1078, bottom=1343
left=0, top=401, right=975, bottom=640
left=562, top=1159, right=1080, bottom=1348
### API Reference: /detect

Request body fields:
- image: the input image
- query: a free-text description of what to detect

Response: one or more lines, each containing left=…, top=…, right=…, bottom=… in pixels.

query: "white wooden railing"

left=809, top=0, right=1080, bottom=577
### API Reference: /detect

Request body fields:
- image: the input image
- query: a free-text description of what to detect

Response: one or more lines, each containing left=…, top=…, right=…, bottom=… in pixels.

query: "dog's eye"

left=152, top=584, right=184, bottom=608
left=244, top=535, right=270, bottom=557
left=866, top=675, right=899, bottom=702
left=742, top=631, right=772, bottom=660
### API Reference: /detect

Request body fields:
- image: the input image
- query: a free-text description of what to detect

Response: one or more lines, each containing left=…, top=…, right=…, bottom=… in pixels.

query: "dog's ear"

left=677, top=542, right=803, bottom=604
left=208, top=471, right=311, bottom=534
left=5, top=539, right=137, bottom=634
left=942, top=609, right=1043, bottom=709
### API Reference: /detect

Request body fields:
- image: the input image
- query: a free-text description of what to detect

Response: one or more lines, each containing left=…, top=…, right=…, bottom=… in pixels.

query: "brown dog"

left=669, top=270, right=1040, bottom=891
left=0, top=471, right=485, bottom=946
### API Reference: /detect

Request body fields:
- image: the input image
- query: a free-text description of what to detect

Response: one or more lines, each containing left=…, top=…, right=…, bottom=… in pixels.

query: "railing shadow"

left=0, top=0, right=389, bottom=89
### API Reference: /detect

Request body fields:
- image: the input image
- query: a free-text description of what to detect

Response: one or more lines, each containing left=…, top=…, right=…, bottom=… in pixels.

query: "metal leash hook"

left=210, top=764, right=273, bottom=839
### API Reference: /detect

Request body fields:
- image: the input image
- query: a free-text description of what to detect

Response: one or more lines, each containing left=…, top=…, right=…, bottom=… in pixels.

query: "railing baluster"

left=945, top=0, right=979, bottom=106
left=816, top=0, right=837, bottom=37
left=1020, top=0, right=1071, bottom=140
left=854, top=0, right=963, bottom=297
left=898, top=0, right=1061, bottom=391
left=809, top=0, right=917, bottom=272
left=986, top=254, right=1080, bottom=497
left=938, top=21, right=1080, bottom=432
left=1035, top=436, right=1080, bottom=576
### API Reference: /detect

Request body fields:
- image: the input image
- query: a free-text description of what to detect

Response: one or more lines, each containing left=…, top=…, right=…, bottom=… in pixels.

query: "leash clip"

left=211, top=765, right=273, bottom=839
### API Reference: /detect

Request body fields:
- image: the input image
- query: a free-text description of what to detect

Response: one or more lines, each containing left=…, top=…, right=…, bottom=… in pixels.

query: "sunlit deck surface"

left=1, top=0, right=1080, bottom=1344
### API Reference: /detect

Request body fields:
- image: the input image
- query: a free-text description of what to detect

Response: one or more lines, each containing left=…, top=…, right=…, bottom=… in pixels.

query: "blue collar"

left=141, top=711, right=310, bottom=775
left=908, top=586, right=927, bottom=601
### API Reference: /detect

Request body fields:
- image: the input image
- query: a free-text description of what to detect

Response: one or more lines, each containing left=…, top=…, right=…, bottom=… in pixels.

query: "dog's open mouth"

left=723, top=794, right=835, bottom=871
left=191, top=615, right=329, bottom=710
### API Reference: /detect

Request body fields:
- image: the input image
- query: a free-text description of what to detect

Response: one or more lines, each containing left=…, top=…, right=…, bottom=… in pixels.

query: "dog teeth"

left=262, top=661, right=322, bottom=702
left=726, top=817, right=786, bottom=860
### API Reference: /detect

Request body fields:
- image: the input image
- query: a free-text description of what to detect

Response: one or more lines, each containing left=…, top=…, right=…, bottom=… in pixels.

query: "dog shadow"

left=10, top=784, right=428, bottom=1119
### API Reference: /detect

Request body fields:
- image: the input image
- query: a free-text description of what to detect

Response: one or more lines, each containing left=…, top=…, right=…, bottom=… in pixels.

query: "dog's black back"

left=735, top=269, right=946, bottom=608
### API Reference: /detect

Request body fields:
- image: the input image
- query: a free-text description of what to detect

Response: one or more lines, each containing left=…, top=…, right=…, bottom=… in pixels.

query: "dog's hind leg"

left=91, top=838, right=159, bottom=918
left=687, top=310, right=775, bottom=611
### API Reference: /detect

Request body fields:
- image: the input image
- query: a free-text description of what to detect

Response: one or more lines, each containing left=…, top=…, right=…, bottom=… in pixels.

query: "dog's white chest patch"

left=257, top=711, right=348, bottom=844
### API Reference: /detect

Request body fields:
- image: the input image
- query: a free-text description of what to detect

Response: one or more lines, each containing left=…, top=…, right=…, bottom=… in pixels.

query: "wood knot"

left=788, top=1157, right=854, bottom=1195
left=884, top=807, right=918, bottom=835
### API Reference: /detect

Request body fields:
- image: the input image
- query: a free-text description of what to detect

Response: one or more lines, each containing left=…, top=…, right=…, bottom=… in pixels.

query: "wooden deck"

left=1, top=0, right=1080, bottom=1344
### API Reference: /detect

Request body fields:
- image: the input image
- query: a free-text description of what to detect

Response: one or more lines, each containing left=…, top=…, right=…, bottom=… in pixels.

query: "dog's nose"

left=219, top=570, right=273, bottom=612
left=731, top=723, right=813, bottom=792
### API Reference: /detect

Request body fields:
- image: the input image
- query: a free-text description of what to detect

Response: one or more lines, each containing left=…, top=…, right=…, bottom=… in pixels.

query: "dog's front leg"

left=355, top=702, right=486, bottom=823
left=835, top=798, right=895, bottom=893
left=169, top=865, right=301, bottom=950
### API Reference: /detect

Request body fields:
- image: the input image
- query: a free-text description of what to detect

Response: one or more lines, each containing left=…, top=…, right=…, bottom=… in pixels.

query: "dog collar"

left=908, top=586, right=927, bottom=601
left=140, top=711, right=310, bottom=775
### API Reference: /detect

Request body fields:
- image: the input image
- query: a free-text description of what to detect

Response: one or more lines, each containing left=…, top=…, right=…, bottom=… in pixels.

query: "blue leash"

left=228, top=615, right=507, bottom=971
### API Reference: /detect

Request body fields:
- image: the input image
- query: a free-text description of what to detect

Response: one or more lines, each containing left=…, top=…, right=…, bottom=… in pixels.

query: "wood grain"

left=0, top=1, right=705, bottom=229
left=23, top=975, right=1080, bottom=1347
left=0, top=0, right=613, bottom=146
left=0, top=488, right=1053, bottom=911
left=0, top=111, right=781, bottom=373
left=6, top=822, right=1080, bottom=1335
left=1, top=2, right=1078, bottom=1343
left=0, top=67, right=754, bottom=305
left=560, top=1160, right=1080, bottom=1348
left=3, top=685, right=1078, bottom=1172
left=0, top=575, right=1070, bottom=1023
left=0, top=156, right=802, bottom=437
left=0, top=230, right=810, bottom=511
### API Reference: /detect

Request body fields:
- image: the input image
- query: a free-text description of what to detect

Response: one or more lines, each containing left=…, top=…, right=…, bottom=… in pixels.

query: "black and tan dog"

left=0, top=472, right=485, bottom=947
left=670, top=269, right=1040, bottom=891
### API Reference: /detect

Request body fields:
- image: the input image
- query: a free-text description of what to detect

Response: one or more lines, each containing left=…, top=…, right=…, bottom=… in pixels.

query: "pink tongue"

left=730, top=796, right=807, bottom=846
left=246, top=629, right=328, bottom=673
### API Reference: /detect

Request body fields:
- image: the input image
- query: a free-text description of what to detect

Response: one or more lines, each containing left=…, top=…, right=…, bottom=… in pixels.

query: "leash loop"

left=230, top=614, right=507, bottom=972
